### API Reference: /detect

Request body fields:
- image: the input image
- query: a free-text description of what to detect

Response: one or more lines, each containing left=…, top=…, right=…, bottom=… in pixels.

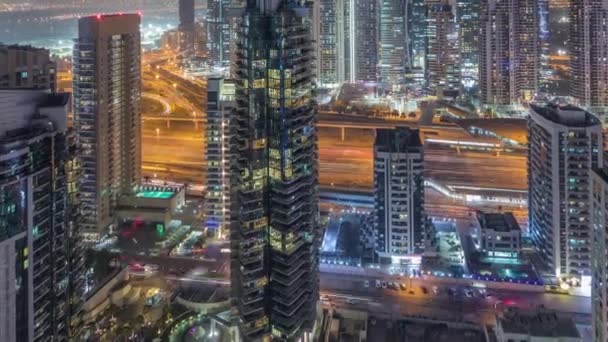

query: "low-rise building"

left=495, top=308, right=581, bottom=342
left=476, top=211, right=521, bottom=259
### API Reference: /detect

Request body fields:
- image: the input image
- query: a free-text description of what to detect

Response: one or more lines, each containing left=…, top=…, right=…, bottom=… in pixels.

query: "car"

left=420, top=286, right=428, bottom=294
left=364, top=280, right=370, bottom=288
left=382, top=281, right=387, bottom=289
left=432, top=286, right=438, bottom=294
left=465, top=290, right=473, bottom=298
left=346, top=298, right=357, bottom=304
left=376, top=280, right=381, bottom=288
left=447, top=288, right=455, bottom=296
left=400, top=283, right=407, bottom=290
left=408, top=290, right=415, bottom=295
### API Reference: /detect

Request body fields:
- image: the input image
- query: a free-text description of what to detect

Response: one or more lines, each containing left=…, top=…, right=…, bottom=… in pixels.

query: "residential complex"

left=592, top=168, right=608, bottom=342
left=528, top=103, right=603, bottom=279
left=231, top=0, right=320, bottom=340
left=0, top=89, right=80, bottom=342
left=73, top=14, right=142, bottom=241
left=426, top=1, right=460, bottom=98
left=479, top=0, right=539, bottom=107
left=569, top=0, right=608, bottom=108
left=204, top=76, right=235, bottom=237
left=207, top=0, right=234, bottom=68
left=374, top=127, right=425, bottom=262
left=0, top=44, right=56, bottom=91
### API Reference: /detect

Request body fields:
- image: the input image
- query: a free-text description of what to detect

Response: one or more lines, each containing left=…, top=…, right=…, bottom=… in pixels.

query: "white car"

left=376, top=280, right=381, bottom=288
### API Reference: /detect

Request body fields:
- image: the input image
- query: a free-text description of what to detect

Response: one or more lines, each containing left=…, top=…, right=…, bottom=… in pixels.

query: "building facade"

left=408, top=0, right=427, bottom=70
left=231, top=1, right=320, bottom=340
left=353, top=0, right=377, bottom=83
left=73, top=14, right=142, bottom=241
left=528, top=103, right=603, bottom=279
left=479, top=0, right=539, bottom=107
left=476, top=211, right=521, bottom=259
left=207, top=0, right=234, bottom=69
left=426, top=2, right=460, bottom=98
left=456, top=0, right=480, bottom=90
left=569, top=0, right=608, bottom=108
left=205, top=77, right=235, bottom=238
left=0, top=44, right=56, bottom=91
left=374, top=128, right=425, bottom=261
left=379, top=0, right=407, bottom=87
left=0, top=89, right=78, bottom=342
left=318, top=0, right=340, bottom=87
left=592, top=168, right=608, bottom=342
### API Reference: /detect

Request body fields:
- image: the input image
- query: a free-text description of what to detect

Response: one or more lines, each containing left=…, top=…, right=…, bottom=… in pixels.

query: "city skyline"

left=0, top=0, right=607, bottom=341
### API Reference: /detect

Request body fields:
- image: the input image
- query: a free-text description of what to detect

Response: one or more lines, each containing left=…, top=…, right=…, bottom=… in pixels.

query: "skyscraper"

left=456, top=0, right=480, bottom=89
left=353, top=0, right=378, bottom=82
left=0, top=44, right=56, bottom=91
left=379, top=0, right=407, bottom=87
left=479, top=0, right=539, bottom=107
left=528, top=103, right=603, bottom=279
left=0, top=89, right=75, bottom=342
left=231, top=0, right=320, bottom=339
left=207, top=0, right=234, bottom=69
left=178, top=0, right=197, bottom=52
left=318, top=0, right=340, bottom=87
left=407, top=0, right=427, bottom=70
left=569, top=0, right=608, bottom=108
left=179, top=0, right=196, bottom=27
left=73, top=14, right=142, bottom=241
left=205, top=77, right=235, bottom=237
left=591, top=168, right=608, bottom=342
left=426, top=2, right=461, bottom=98
left=374, top=127, right=425, bottom=262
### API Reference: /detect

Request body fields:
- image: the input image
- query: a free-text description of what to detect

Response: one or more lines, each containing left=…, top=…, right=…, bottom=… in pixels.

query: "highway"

left=320, top=272, right=591, bottom=325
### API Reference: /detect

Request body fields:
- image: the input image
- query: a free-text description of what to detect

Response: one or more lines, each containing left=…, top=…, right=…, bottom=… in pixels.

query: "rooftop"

left=530, top=103, right=601, bottom=127
left=477, top=211, right=520, bottom=233
left=375, top=127, right=422, bottom=153
left=498, top=308, right=580, bottom=338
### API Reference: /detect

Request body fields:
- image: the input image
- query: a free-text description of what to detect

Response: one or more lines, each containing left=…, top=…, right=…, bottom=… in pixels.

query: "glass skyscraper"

left=230, top=0, right=321, bottom=340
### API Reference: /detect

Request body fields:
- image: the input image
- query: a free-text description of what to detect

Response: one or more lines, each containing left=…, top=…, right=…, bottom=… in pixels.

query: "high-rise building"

left=374, top=127, right=425, bottom=262
left=207, top=0, right=234, bottom=69
left=426, top=2, right=460, bottom=98
left=0, top=89, right=76, bottom=342
left=177, top=0, right=197, bottom=53
left=318, top=0, right=340, bottom=87
left=591, top=168, right=608, bottom=342
left=328, top=0, right=377, bottom=85
left=528, top=103, right=603, bottom=279
left=479, top=0, right=539, bottom=107
left=456, top=0, right=480, bottom=90
left=204, top=77, right=235, bottom=238
left=353, top=0, right=378, bottom=83
left=231, top=0, right=320, bottom=339
left=73, top=14, right=142, bottom=241
left=0, top=44, right=56, bottom=91
left=569, top=0, right=608, bottom=108
left=408, top=0, right=427, bottom=70
left=379, top=0, right=407, bottom=87
left=179, top=0, right=196, bottom=27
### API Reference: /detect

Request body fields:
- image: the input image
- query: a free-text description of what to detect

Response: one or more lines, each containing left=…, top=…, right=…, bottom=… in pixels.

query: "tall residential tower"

left=374, top=127, right=425, bottom=262
left=73, top=14, right=142, bottom=241
left=528, top=103, right=603, bottom=279
left=231, top=0, right=320, bottom=340
left=479, top=0, right=539, bottom=107
left=569, top=0, right=608, bottom=109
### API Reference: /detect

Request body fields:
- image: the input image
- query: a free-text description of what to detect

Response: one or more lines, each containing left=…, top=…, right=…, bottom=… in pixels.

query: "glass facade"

left=232, top=3, right=320, bottom=340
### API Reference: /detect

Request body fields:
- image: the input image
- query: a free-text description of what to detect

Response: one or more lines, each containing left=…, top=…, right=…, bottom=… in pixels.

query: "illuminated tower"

left=528, top=103, right=603, bottom=279
left=479, top=0, right=539, bottom=107
left=379, top=0, right=407, bottom=87
left=426, top=1, right=460, bottom=98
left=569, top=0, right=608, bottom=109
left=231, top=0, right=320, bottom=339
left=73, top=14, right=141, bottom=241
